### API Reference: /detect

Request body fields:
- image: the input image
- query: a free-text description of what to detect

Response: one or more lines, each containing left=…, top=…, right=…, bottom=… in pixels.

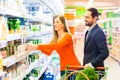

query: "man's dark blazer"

left=83, top=24, right=109, bottom=68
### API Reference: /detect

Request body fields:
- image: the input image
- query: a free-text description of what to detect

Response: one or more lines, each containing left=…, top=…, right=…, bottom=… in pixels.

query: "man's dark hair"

left=87, top=8, right=101, bottom=18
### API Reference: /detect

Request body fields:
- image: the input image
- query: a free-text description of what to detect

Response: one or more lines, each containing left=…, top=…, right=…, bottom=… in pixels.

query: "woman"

left=26, top=15, right=81, bottom=79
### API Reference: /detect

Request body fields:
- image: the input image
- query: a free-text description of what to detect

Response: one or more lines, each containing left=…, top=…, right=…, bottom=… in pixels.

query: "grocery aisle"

left=74, top=39, right=120, bottom=80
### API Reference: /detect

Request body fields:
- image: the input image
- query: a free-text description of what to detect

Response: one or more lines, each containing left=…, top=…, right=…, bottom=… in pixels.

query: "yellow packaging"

left=0, top=55, right=3, bottom=71
left=0, top=16, right=8, bottom=40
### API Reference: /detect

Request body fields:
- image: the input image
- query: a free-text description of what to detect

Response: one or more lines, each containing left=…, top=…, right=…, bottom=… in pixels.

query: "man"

left=83, top=8, right=109, bottom=70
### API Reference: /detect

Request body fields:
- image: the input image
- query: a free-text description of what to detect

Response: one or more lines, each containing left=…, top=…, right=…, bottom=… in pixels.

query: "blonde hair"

left=51, top=15, right=69, bottom=43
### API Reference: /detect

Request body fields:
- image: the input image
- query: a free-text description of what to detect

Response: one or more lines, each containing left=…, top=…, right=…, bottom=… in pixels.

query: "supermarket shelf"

left=0, top=6, right=22, bottom=18
left=27, top=32, right=41, bottom=37
left=13, top=54, right=52, bottom=80
left=0, top=6, right=52, bottom=24
left=2, top=52, right=27, bottom=67
left=1, top=1, right=54, bottom=80
left=0, top=33, right=27, bottom=48
left=26, top=60, right=39, bottom=74
left=0, top=41, right=7, bottom=48
left=7, top=33, right=29, bottom=41
left=12, top=72, right=26, bottom=80
left=37, top=55, right=52, bottom=79
left=13, top=59, right=39, bottom=80
left=27, top=31, right=52, bottom=37
left=38, top=31, right=52, bottom=36
left=7, top=33, right=21, bottom=41
left=2, top=55, right=17, bottom=67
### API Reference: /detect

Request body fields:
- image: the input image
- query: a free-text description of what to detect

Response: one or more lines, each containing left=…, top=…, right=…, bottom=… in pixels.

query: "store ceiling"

left=64, top=0, right=120, bottom=10
left=24, top=0, right=120, bottom=14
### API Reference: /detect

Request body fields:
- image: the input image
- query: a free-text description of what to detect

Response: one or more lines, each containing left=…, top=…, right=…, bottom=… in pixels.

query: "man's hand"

left=84, top=64, right=91, bottom=68
left=84, top=63, right=94, bottom=69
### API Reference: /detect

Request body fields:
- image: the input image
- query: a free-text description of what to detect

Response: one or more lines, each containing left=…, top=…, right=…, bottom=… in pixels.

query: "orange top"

left=37, top=33, right=81, bottom=71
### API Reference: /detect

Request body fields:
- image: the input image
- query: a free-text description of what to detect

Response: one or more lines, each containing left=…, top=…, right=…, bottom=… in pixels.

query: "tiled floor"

left=105, top=56, right=120, bottom=80
left=74, top=39, right=120, bottom=80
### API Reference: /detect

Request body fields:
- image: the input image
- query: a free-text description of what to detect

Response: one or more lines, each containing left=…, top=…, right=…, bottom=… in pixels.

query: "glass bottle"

left=31, top=54, right=35, bottom=62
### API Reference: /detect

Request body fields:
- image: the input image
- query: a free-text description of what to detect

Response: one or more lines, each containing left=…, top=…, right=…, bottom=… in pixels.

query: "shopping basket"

left=60, top=66, right=108, bottom=80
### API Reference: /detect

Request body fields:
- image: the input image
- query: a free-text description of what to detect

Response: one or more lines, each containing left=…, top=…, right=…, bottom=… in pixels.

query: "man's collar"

left=88, top=23, right=97, bottom=31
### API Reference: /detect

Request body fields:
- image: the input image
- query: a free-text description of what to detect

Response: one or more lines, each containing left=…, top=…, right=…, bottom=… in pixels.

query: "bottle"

left=31, top=68, right=39, bottom=77
left=31, top=54, right=35, bottom=62
left=8, top=18, right=14, bottom=33
left=28, top=55, right=32, bottom=65
left=34, top=69, right=39, bottom=77
left=14, top=40, right=18, bottom=54
left=23, top=77, right=30, bottom=80
left=8, top=41, right=14, bottom=55
left=34, top=53, right=39, bottom=60
left=0, top=16, right=8, bottom=40
left=1, top=47, right=7, bottom=58
left=15, top=19, right=20, bottom=33
left=6, top=45, right=10, bottom=57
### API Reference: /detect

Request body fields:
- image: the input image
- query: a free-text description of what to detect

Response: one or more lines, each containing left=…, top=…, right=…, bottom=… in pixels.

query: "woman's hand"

left=26, top=43, right=38, bottom=51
